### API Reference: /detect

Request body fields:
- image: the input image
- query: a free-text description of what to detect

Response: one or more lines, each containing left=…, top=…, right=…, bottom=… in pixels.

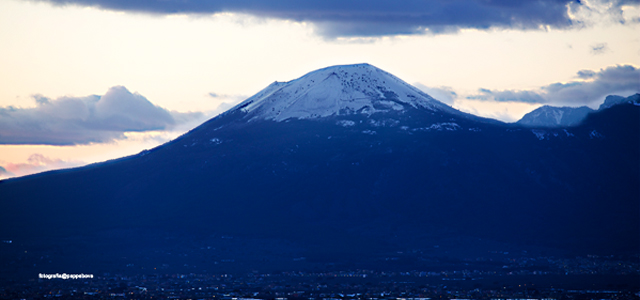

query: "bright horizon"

left=1, top=0, right=639, bottom=179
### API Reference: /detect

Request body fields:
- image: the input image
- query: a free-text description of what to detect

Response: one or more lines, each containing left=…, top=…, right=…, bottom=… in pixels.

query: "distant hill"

left=516, top=93, right=639, bottom=127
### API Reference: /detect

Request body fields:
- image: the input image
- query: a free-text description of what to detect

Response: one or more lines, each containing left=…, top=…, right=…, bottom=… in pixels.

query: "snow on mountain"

left=230, top=63, right=457, bottom=122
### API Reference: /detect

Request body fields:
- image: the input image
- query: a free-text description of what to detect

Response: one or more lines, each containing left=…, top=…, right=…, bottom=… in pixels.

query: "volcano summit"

left=0, top=64, right=638, bottom=276
left=231, top=63, right=463, bottom=121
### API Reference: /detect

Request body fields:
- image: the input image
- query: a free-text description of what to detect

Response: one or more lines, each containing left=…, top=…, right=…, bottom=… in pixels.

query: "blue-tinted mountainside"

left=517, top=105, right=593, bottom=127
left=0, top=64, right=637, bottom=278
left=517, top=93, right=639, bottom=127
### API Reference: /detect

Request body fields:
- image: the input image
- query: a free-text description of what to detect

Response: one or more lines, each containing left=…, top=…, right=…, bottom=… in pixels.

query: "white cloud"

left=0, top=86, right=206, bottom=145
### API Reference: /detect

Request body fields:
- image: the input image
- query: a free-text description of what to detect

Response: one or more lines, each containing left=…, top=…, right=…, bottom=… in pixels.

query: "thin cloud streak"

left=590, top=42, right=609, bottom=55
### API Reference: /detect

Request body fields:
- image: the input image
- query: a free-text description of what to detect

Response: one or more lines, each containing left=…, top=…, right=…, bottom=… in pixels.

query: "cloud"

left=0, top=86, right=206, bottom=145
left=208, top=92, right=247, bottom=102
left=413, top=83, right=457, bottom=105
left=33, top=94, right=50, bottom=105
left=207, top=92, right=248, bottom=115
left=590, top=42, right=609, bottom=55
left=570, top=0, right=640, bottom=26
left=36, top=0, right=639, bottom=37
left=576, top=69, right=596, bottom=79
left=483, top=109, right=520, bottom=123
left=469, top=89, right=546, bottom=104
left=469, top=65, right=640, bottom=106
left=0, top=166, right=14, bottom=178
left=0, top=154, right=84, bottom=179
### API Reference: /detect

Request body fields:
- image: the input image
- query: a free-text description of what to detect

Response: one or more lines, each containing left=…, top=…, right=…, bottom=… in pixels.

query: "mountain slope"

left=517, top=105, right=593, bottom=127
left=0, top=64, right=638, bottom=277
left=517, top=93, right=640, bottom=127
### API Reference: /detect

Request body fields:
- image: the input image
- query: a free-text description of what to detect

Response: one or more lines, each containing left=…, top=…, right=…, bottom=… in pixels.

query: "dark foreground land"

left=2, top=240, right=638, bottom=300
left=1, top=233, right=639, bottom=299
left=2, top=270, right=638, bottom=300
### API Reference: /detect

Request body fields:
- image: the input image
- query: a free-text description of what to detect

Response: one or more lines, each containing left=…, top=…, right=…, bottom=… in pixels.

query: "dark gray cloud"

left=576, top=69, right=596, bottom=79
left=33, top=94, right=50, bottom=105
left=469, top=65, right=640, bottom=106
left=34, top=0, right=638, bottom=37
left=0, top=86, right=205, bottom=145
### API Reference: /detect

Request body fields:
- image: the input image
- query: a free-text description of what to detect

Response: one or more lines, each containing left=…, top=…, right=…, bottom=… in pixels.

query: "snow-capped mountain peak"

left=231, top=63, right=452, bottom=122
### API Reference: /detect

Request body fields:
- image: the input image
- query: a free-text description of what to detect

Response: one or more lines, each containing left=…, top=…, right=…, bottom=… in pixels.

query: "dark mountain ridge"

left=516, top=93, right=639, bottom=127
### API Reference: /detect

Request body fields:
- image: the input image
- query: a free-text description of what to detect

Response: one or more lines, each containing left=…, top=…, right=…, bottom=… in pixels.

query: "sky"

left=0, top=0, right=639, bottom=179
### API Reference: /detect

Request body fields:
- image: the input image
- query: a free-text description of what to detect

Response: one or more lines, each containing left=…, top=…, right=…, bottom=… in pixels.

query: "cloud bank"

left=0, top=154, right=84, bottom=179
left=36, top=0, right=639, bottom=37
left=0, top=86, right=205, bottom=145
left=469, top=65, right=640, bottom=107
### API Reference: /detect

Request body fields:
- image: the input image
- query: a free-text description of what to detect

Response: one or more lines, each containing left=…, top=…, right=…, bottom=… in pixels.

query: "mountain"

left=0, top=64, right=638, bottom=278
left=231, top=64, right=469, bottom=122
left=516, top=93, right=640, bottom=127
left=599, top=94, right=640, bottom=110
left=516, top=105, right=593, bottom=127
